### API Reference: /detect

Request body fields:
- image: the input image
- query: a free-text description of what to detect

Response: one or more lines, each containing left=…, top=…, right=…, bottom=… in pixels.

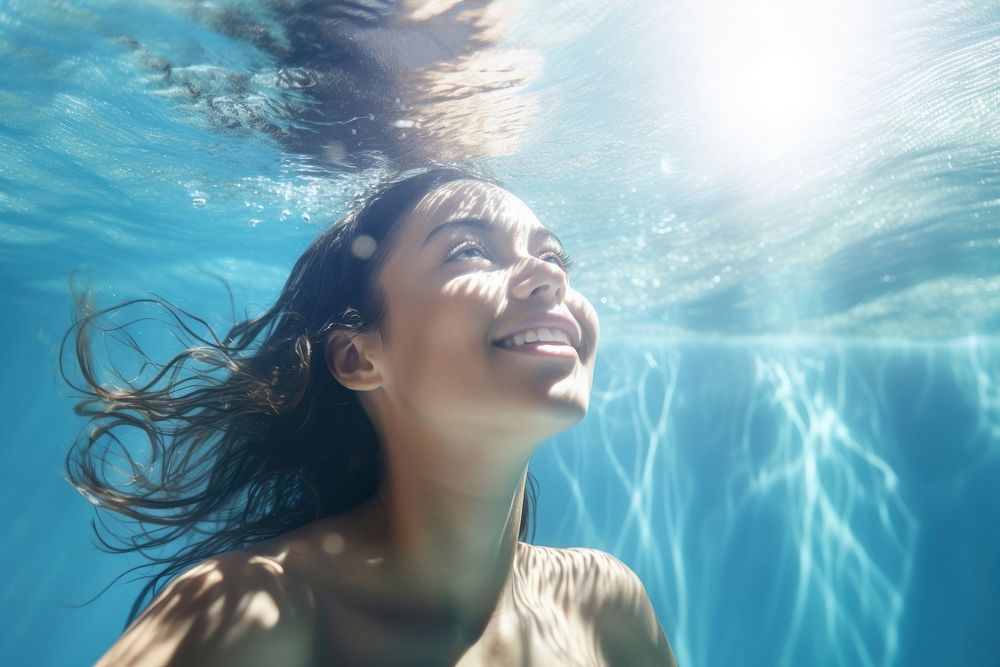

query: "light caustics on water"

left=741, top=351, right=912, bottom=667
left=537, top=336, right=1000, bottom=666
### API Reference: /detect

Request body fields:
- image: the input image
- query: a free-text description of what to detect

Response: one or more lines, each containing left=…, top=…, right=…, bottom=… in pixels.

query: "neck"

left=370, top=418, right=534, bottom=628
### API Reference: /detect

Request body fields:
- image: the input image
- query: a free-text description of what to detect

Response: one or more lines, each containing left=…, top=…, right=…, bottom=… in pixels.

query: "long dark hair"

left=62, top=167, right=539, bottom=625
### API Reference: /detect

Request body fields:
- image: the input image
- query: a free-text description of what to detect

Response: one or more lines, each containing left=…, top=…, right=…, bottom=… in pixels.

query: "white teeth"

left=501, top=328, right=573, bottom=348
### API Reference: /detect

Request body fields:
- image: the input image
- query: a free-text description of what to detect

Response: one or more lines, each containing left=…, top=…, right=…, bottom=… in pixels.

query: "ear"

left=324, top=329, right=383, bottom=391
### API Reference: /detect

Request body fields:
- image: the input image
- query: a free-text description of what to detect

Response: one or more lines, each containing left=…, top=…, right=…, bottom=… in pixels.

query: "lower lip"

left=494, top=342, right=579, bottom=359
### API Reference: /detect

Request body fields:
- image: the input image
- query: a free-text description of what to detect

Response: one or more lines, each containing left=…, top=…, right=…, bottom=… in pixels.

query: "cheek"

left=569, top=291, right=600, bottom=350
left=380, top=292, right=493, bottom=390
left=584, top=299, right=600, bottom=337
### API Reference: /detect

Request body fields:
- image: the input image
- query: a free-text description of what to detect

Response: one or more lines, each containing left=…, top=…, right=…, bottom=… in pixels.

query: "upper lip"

left=493, top=311, right=583, bottom=350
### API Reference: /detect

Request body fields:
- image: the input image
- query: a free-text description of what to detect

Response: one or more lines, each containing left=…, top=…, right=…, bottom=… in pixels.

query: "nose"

left=510, top=256, right=568, bottom=303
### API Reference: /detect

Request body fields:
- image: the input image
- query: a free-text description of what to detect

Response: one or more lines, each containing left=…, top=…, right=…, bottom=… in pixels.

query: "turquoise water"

left=1, top=0, right=998, bottom=665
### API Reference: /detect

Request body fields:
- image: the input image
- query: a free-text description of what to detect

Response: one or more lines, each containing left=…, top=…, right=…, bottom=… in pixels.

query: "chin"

left=524, top=394, right=589, bottom=439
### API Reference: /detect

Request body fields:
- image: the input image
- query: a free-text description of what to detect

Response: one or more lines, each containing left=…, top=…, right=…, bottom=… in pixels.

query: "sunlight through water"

left=686, top=0, right=881, bottom=161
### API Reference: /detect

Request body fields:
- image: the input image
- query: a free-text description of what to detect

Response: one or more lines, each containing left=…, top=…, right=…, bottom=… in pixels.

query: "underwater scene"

left=1, top=0, right=998, bottom=665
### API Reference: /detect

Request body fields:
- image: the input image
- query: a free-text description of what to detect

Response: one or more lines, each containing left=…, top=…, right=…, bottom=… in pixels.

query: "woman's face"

left=365, top=179, right=600, bottom=442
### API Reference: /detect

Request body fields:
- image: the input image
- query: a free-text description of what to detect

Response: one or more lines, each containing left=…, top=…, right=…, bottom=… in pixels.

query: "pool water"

left=1, top=1, right=998, bottom=665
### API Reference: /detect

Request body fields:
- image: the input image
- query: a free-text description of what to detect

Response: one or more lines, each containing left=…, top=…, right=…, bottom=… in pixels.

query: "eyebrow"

left=422, top=217, right=565, bottom=253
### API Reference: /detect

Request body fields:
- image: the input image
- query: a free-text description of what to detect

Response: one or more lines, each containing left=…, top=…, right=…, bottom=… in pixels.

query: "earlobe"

left=324, top=330, right=382, bottom=391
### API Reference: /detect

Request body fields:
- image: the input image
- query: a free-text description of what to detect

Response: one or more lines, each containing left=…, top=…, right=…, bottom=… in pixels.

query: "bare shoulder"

left=516, top=544, right=679, bottom=666
left=515, top=543, right=647, bottom=609
left=96, top=552, right=318, bottom=667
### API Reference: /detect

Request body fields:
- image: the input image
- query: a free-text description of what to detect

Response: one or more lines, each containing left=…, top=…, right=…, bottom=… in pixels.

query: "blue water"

left=2, top=1, right=999, bottom=665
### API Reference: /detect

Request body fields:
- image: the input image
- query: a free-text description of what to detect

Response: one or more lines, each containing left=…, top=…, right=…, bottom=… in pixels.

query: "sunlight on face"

left=370, top=180, right=600, bottom=443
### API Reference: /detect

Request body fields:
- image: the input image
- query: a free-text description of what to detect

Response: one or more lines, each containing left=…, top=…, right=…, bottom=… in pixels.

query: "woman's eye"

left=445, top=239, right=573, bottom=273
left=541, top=249, right=574, bottom=272
left=455, top=247, right=488, bottom=260
left=446, top=240, right=490, bottom=263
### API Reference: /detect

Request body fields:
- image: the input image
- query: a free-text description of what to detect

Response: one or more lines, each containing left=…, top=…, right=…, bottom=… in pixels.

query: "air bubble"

left=324, top=142, right=347, bottom=162
left=351, top=234, right=377, bottom=260
left=322, top=533, right=345, bottom=555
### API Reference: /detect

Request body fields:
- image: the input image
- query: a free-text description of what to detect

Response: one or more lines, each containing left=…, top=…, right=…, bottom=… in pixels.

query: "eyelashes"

left=445, top=235, right=574, bottom=272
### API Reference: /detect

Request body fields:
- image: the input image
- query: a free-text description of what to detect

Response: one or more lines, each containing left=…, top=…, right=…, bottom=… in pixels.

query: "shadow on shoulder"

left=96, top=553, right=318, bottom=667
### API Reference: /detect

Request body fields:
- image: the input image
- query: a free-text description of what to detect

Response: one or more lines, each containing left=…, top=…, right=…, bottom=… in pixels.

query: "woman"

left=67, top=167, right=678, bottom=666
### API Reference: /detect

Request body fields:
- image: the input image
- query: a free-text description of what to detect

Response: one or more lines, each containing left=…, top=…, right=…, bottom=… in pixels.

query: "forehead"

left=404, top=180, right=539, bottom=232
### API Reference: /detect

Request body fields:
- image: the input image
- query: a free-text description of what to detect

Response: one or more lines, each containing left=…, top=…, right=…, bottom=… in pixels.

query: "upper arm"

left=96, top=555, right=317, bottom=667
left=572, top=549, right=679, bottom=667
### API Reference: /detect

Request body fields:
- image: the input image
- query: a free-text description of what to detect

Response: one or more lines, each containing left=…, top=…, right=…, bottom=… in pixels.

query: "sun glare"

left=687, top=0, right=874, bottom=161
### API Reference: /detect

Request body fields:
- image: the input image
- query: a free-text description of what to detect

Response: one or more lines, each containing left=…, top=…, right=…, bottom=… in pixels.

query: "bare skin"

left=95, top=181, right=679, bottom=666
